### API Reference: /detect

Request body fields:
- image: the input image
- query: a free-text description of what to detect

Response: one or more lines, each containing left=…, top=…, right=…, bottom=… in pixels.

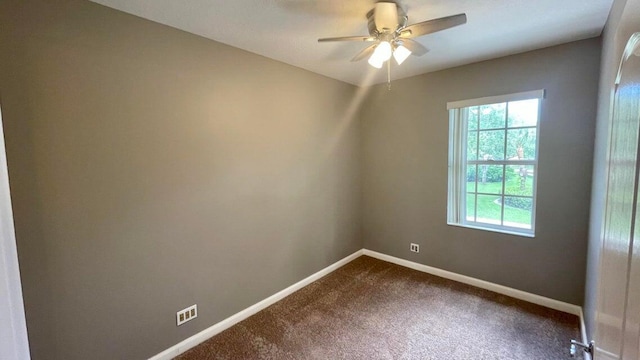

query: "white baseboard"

left=579, top=308, right=587, bottom=343
left=578, top=308, right=592, bottom=360
left=148, top=249, right=363, bottom=360
left=151, top=248, right=585, bottom=359
left=362, top=249, right=582, bottom=316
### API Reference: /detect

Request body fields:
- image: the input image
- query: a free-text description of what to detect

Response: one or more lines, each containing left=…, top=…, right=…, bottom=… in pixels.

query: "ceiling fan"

left=318, top=2, right=467, bottom=69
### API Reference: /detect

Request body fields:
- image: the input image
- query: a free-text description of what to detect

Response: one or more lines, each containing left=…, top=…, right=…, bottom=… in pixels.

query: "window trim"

left=447, top=90, right=544, bottom=237
left=446, top=89, right=545, bottom=110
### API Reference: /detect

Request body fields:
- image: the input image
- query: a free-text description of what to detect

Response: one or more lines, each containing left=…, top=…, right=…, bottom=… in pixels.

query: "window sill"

left=447, top=222, right=535, bottom=238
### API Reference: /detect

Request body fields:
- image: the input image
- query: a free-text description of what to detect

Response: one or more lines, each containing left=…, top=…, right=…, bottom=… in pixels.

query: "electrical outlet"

left=410, top=243, right=420, bottom=253
left=176, top=304, right=197, bottom=326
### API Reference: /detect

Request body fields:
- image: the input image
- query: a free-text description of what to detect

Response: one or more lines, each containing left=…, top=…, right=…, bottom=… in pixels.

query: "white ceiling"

left=90, top=0, right=613, bottom=86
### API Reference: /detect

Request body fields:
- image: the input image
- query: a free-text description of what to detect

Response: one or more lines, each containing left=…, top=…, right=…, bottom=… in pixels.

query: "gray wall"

left=360, top=38, right=601, bottom=305
left=0, top=0, right=361, bottom=359
left=585, top=0, right=640, bottom=339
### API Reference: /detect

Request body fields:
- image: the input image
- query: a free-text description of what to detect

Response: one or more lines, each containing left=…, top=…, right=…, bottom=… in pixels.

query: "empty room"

left=2, top=0, right=640, bottom=359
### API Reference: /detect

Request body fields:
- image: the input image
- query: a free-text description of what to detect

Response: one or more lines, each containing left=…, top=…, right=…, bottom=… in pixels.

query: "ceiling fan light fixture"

left=368, top=55, right=384, bottom=69
left=368, top=41, right=392, bottom=68
left=377, top=41, right=393, bottom=61
left=393, top=44, right=412, bottom=65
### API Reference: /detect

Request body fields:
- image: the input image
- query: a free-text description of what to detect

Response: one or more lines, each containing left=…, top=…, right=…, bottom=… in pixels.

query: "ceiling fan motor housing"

left=374, top=2, right=399, bottom=33
left=368, top=2, right=408, bottom=35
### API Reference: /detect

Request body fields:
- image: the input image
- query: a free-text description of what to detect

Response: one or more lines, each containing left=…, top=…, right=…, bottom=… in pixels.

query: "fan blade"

left=318, top=36, right=376, bottom=42
left=400, top=39, right=429, bottom=56
left=399, top=13, right=467, bottom=38
left=351, top=44, right=377, bottom=62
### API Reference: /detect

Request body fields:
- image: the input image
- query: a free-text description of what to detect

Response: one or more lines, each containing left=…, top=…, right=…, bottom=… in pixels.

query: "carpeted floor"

left=176, top=256, right=580, bottom=360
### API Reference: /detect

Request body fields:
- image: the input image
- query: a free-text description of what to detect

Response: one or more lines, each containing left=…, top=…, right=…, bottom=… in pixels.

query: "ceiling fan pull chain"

left=387, top=59, right=392, bottom=90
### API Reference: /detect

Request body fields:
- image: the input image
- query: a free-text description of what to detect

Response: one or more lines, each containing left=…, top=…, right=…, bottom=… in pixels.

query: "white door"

left=0, top=106, right=30, bottom=359
left=622, top=34, right=640, bottom=360
left=595, top=33, right=640, bottom=360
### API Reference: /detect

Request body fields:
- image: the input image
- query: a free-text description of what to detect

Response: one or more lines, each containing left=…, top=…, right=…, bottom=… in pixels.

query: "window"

left=447, top=90, right=543, bottom=236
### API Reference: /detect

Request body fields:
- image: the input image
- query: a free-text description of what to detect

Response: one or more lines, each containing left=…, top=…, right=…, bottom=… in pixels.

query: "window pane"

left=448, top=93, right=539, bottom=236
left=467, top=131, right=478, bottom=161
left=479, top=103, right=506, bottom=130
left=503, top=197, right=533, bottom=229
left=508, top=99, right=539, bottom=128
left=505, top=165, right=534, bottom=197
left=507, top=128, right=537, bottom=160
left=479, top=130, right=505, bottom=160
left=466, top=165, right=477, bottom=192
left=467, top=106, right=479, bottom=131
left=466, top=193, right=476, bottom=222
left=476, top=165, right=504, bottom=194
left=476, top=194, right=502, bottom=225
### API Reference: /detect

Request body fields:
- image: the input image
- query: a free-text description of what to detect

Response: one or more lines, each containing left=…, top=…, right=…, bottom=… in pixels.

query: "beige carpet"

left=176, top=256, right=580, bottom=360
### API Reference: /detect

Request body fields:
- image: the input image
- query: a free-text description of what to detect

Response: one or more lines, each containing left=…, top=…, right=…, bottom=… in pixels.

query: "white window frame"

left=447, top=90, right=544, bottom=237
